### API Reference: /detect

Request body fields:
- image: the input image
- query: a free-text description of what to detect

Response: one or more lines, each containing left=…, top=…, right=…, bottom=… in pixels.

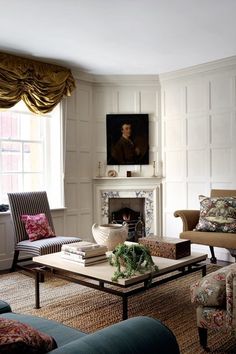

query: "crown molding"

left=91, top=74, right=160, bottom=87
left=159, top=55, right=236, bottom=82
left=72, top=55, right=236, bottom=86
left=72, top=69, right=160, bottom=87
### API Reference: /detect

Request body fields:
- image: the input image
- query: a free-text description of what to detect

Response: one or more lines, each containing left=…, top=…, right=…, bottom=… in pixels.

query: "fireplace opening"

left=108, top=198, right=145, bottom=241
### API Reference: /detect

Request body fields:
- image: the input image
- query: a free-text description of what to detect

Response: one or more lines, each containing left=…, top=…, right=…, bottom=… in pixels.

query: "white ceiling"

left=1, top=0, right=236, bottom=75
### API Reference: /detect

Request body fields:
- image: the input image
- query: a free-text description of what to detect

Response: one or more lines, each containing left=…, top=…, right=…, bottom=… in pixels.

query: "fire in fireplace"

left=109, top=198, right=145, bottom=241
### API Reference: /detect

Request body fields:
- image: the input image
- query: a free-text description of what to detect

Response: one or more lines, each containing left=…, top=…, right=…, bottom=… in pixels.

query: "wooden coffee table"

left=33, top=251, right=207, bottom=320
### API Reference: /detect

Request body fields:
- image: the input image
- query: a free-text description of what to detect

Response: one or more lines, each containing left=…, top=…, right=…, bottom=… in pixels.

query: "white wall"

left=160, top=57, right=236, bottom=262
left=63, top=78, right=94, bottom=241
left=91, top=75, right=161, bottom=178
left=63, top=74, right=161, bottom=244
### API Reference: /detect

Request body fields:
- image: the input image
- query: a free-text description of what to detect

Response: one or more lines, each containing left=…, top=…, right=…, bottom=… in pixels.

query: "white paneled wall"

left=64, top=75, right=161, bottom=247
left=92, top=77, right=161, bottom=178
left=64, top=79, right=94, bottom=241
left=160, top=58, right=236, bottom=261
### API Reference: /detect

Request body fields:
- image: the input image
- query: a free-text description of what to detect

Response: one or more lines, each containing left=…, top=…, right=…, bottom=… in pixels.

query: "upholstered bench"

left=190, top=263, right=236, bottom=350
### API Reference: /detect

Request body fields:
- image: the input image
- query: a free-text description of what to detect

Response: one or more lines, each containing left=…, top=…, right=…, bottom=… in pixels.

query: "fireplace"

left=93, top=177, right=162, bottom=237
left=109, top=198, right=145, bottom=240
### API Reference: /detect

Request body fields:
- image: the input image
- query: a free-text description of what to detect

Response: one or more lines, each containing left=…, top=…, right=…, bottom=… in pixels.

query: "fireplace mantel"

left=93, top=176, right=162, bottom=180
left=92, top=176, right=163, bottom=187
left=93, top=177, right=162, bottom=237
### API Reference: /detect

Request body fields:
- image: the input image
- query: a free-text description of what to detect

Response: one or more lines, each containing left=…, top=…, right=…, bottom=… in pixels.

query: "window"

left=0, top=101, right=63, bottom=208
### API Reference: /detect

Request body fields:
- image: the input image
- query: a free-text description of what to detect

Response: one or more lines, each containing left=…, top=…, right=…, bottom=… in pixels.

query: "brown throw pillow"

left=195, top=195, right=236, bottom=232
left=0, top=317, right=57, bottom=353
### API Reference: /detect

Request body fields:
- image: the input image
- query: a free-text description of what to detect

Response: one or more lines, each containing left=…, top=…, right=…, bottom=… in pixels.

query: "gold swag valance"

left=0, top=52, right=76, bottom=114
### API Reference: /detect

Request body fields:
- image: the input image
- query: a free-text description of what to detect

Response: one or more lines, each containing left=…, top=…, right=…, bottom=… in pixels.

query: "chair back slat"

left=8, top=191, right=55, bottom=243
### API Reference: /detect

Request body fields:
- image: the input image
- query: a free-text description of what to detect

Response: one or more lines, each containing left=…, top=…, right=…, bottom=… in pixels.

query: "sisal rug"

left=1, top=266, right=236, bottom=354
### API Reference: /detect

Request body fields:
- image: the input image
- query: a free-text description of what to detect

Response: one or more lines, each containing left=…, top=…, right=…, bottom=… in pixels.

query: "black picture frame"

left=106, top=113, right=149, bottom=165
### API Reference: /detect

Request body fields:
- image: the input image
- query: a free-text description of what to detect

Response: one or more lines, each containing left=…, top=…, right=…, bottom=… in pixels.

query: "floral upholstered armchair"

left=191, top=263, right=236, bottom=350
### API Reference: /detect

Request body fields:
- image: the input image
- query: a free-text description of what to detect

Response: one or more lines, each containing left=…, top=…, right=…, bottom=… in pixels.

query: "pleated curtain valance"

left=0, top=52, right=76, bottom=114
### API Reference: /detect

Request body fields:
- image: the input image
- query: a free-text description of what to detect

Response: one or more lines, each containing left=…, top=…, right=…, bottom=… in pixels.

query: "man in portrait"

left=111, top=122, right=141, bottom=164
left=106, top=114, right=149, bottom=165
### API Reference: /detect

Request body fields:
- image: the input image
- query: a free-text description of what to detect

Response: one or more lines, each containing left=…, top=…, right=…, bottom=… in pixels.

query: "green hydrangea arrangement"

left=109, top=243, right=158, bottom=282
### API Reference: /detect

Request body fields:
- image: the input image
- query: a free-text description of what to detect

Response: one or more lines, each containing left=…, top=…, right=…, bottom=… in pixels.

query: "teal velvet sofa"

left=0, top=300, right=179, bottom=354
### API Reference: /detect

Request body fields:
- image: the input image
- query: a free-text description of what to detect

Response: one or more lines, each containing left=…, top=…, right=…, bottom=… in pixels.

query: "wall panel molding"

left=162, top=59, right=236, bottom=262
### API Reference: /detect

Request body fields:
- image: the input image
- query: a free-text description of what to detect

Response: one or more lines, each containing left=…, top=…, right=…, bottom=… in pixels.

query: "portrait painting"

left=106, top=113, right=149, bottom=165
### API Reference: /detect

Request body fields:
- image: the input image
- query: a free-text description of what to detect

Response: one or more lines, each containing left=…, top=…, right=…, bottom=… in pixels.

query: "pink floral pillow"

left=21, top=213, right=55, bottom=242
left=0, top=317, right=57, bottom=352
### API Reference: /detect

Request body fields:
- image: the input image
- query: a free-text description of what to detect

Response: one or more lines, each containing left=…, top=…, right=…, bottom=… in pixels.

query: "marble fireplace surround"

left=93, top=177, right=162, bottom=236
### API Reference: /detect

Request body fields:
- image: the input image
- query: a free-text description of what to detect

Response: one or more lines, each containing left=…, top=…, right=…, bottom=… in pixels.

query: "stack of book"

left=61, top=241, right=108, bottom=266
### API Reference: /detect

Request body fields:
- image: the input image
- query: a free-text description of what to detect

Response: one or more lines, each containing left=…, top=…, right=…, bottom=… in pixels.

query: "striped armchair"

left=8, top=191, right=80, bottom=271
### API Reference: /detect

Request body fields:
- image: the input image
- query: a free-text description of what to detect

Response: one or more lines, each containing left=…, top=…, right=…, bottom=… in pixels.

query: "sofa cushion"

left=195, top=195, right=236, bottom=233
left=1, top=313, right=86, bottom=348
left=190, top=263, right=236, bottom=307
left=21, top=213, right=55, bottom=241
left=0, top=317, right=57, bottom=353
left=179, top=230, right=236, bottom=249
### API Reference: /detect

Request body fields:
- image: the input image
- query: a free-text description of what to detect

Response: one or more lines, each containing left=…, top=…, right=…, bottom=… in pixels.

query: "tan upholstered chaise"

left=174, top=189, right=236, bottom=263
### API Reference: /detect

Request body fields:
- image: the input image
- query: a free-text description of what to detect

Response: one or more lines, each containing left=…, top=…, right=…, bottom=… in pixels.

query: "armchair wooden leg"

left=209, top=246, right=217, bottom=264
left=198, top=327, right=209, bottom=351
left=10, top=250, right=19, bottom=272
left=229, top=249, right=236, bottom=262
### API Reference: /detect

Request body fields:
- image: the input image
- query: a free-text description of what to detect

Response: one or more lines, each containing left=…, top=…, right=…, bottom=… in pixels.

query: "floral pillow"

left=0, top=317, right=57, bottom=353
left=195, top=195, right=236, bottom=232
left=21, top=213, right=55, bottom=242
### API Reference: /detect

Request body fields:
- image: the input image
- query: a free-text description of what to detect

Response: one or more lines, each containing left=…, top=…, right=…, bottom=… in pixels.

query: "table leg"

left=35, top=270, right=40, bottom=309
left=99, top=280, right=104, bottom=288
left=122, top=296, right=128, bottom=320
left=202, top=264, right=207, bottom=277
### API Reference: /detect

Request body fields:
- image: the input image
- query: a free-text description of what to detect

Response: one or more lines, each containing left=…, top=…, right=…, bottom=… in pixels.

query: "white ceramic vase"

left=92, top=223, right=128, bottom=251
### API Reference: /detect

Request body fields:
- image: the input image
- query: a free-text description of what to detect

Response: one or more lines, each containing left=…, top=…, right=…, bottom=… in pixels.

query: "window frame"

left=0, top=101, right=64, bottom=208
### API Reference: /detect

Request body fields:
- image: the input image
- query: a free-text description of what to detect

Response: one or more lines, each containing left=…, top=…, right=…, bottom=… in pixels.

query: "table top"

left=33, top=251, right=207, bottom=286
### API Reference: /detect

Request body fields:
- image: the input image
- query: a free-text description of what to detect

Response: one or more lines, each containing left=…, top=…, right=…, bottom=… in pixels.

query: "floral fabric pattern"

left=21, top=213, right=55, bottom=242
left=191, top=263, right=236, bottom=307
left=0, top=317, right=57, bottom=353
left=197, top=307, right=228, bottom=331
left=191, top=264, right=236, bottom=333
left=195, top=196, right=236, bottom=232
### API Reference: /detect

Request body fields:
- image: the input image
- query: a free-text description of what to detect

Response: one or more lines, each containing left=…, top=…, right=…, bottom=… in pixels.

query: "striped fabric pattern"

left=8, top=191, right=55, bottom=243
left=8, top=191, right=80, bottom=257
left=15, top=236, right=79, bottom=256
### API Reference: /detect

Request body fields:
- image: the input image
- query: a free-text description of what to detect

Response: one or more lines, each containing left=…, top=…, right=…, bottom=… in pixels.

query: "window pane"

left=0, top=112, right=20, bottom=139
left=1, top=174, right=22, bottom=203
left=1, top=142, right=22, bottom=172
left=23, top=174, right=43, bottom=191
left=23, top=143, right=43, bottom=172
left=20, top=114, right=41, bottom=140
